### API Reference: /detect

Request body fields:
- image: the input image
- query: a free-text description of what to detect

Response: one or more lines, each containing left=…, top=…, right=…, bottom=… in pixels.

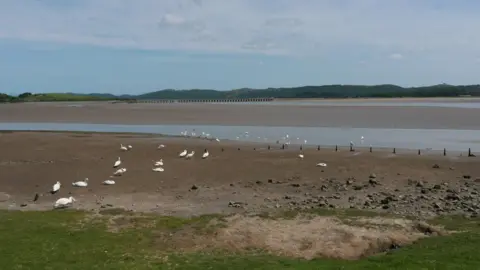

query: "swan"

left=179, top=149, right=187, bottom=157
left=52, top=181, right=61, bottom=193
left=113, top=168, right=127, bottom=176
left=152, top=167, right=164, bottom=172
left=54, top=196, right=76, bottom=209
left=157, top=144, right=165, bottom=149
left=185, top=151, right=195, bottom=159
left=127, top=145, right=132, bottom=149
left=120, top=144, right=128, bottom=151
left=103, top=180, right=115, bottom=185
left=215, top=138, right=220, bottom=142
left=72, top=178, right=89, bottom=187
left=202, top=149, right=209, bottom=159
left=154, top=159, right=164, bottom=166
left=113, top=157, right=121, bottom=168
left=298, top=154, right=304, bottom=159
left=316, top=163, right=327, bottom=167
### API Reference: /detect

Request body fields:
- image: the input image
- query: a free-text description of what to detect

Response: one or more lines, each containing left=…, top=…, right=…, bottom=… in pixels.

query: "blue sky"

left=1, top=0, right=479, bottom=95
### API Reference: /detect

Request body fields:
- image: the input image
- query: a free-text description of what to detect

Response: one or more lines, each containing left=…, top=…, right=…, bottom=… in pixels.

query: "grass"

left=22, top=93, right=111, bottom=102
left=0, top=209, right=479, bottom=269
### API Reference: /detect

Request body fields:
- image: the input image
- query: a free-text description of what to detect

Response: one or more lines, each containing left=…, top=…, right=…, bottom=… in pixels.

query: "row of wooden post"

left=266, top=144, right=476, bottom=157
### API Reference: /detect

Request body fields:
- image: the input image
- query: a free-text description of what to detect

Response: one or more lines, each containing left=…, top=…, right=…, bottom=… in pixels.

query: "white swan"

left=113, top=157, right=121, bottom=168
left=120, top=144, right=128, bottom=151
left=72, top=178, right=88, bottom=187
left=316, top=162, right=327, bottom=167
left=185, top=151, right=195, bottom=159
left=54, top=196, right=76, bottom=209
left=103, top=180, right=115, bottom=185
left=298, top=154, right=304, bottom=159
left=179, top=149, right=187, bottom=157
left=52, top=181, right=61, bottom=193
left=157, top=144, right=165, bottom=149
left=113, top=168, right=127, bottom=176
left=154, top=159, right=164, bottom=166
left=127, top=145, right=132, bottom=149
left=202, top=150, right=209, bottom=159
left=152, top=167, right=165, bottom=172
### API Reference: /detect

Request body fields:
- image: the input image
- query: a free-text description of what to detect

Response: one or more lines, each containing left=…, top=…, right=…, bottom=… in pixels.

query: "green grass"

left=0, top=209, right=479, bottom=270
left=22, top=93, right=110, bottom=102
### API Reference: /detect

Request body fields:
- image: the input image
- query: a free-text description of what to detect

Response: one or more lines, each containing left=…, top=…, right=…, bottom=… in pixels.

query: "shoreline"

left=0, top=130, right=473, bottom=155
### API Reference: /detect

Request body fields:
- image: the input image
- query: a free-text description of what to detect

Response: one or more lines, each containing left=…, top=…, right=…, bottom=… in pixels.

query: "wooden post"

left=443, top=148, right=446, bottom=156
left=268, top=145, right=270, bottom=150
left=335, top=145, right=338, bottom=152
left=393, top=148, right=396, bottom=154
left=369, top=146, right=372, bottom=153
left=350, top=145, right=354, bottom=152
left=300, top=145, right=303, bottom=151
left=418, top=149, right=421, bottom=155
left=317, top=145, right=320, bottom=151
left=282, top=144, right=285, bottom=150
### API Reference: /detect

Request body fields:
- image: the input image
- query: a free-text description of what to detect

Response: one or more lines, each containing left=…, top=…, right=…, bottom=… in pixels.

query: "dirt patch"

left=163, top=214, right=449, bottom=260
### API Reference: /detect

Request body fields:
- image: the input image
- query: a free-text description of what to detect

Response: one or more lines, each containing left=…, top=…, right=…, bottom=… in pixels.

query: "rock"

left=463, top=175, right=471, bottom=179
left=432, top=164, right=440, bottom=169
left=267, top=179, right=273, bottom=183
left=290, top=183, right=300, bottom=187
left=346, top=180, right=354, bottom=185
left=369, top=179, right=379, bottom=186
left=416, top=181, right=425, bottom=188
left=0, top=192, right=10, bottom=202
left=445, top=194, right=460, bottom=201
left=255, top=180, right=262, bottom=185
left=369, top=173, right=377, bottom=179
left=433, top=184, right=442, bottom=190
left=228, top=201, right=244, bottom=208
left=190, top=185, right=198, bottom=190
left=381, top=196, right=394, bottom=204
left=20, top=203, right=27, bottom=207
left=353, top=185, right=363, bottom=191
left=433, top=202, right=442, bottom=210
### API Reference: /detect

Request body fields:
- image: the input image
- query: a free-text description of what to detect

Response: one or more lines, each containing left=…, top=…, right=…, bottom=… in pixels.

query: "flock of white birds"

left=52, top=141, right=211, bottom=209
left=51, top=130, right=364, bottom=209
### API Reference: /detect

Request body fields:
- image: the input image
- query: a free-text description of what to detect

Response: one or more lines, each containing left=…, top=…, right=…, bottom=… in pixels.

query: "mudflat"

left=1, top=101, right=480, bottom=129
left=1, top=131, right=479, bottom=218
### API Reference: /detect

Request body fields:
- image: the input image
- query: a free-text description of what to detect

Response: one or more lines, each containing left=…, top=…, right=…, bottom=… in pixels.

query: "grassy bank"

left=0, top=209, right=479, bottom=269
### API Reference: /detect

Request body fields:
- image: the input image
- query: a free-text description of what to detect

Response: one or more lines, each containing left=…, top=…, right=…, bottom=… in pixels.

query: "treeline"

left=2, top=84, right=480, bottom=102
left=135, top=84, right=480, bottom=99
left=0, top=92, right=115, bottom=103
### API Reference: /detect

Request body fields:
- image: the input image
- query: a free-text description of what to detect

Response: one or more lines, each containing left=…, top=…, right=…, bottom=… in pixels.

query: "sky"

left=0, top=0, right=479, bottom=95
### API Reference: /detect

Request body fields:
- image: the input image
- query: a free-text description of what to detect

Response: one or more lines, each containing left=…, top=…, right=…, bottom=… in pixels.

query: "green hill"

left=1, top=84, right=480, bottom=103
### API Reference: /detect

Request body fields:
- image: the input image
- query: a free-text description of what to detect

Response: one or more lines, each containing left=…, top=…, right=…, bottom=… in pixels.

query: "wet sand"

left=1, top=101, right=480, bottom=129
left=1, top=131, right=479, bottom=218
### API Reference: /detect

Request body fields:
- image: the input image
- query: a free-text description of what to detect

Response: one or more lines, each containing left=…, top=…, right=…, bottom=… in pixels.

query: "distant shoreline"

left=3, top=96, right=480, bottom=104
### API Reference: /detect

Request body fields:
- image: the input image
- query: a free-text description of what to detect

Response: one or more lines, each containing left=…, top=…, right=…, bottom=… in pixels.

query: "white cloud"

left=0, top=0, right=479, bottom=57
left=389, top=53, right=403, bottom=60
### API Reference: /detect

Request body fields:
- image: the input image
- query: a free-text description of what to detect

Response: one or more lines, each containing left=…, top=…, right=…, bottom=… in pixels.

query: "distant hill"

left=1, top=84, right=480, bottom=103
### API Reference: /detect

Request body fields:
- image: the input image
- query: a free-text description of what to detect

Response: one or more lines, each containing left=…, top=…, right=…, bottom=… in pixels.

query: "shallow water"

left=1, top=122, right=479, bottom=152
